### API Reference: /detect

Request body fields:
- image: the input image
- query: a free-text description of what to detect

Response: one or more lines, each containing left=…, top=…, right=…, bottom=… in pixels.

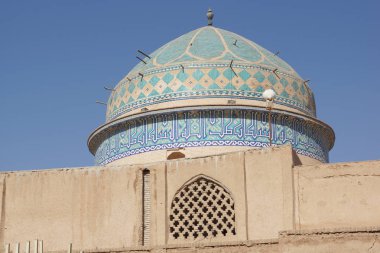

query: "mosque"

left=1, top=10, right=380, bottom=253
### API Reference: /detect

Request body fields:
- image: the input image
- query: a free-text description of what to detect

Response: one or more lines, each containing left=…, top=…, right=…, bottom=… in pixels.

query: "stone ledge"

left=0, top=145, right=292, bottom=175
left=39, top=229, right=380, bottom=253
left=280, top=226, right=380, bottom=236
left=82, top=239, right=279, bottom=253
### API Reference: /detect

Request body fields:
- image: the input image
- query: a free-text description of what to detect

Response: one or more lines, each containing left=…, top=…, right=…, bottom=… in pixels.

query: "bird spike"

left=229, top=60, right=237, bottom=77
left=137, top=50, right=151, bottom=59
left=136, top=56, right=147, bottom=64
left=272, top=68, right=280, bottom=79
left=104, top=86, right=115, bottom=91
left=96, top=101, right=107, bottom=106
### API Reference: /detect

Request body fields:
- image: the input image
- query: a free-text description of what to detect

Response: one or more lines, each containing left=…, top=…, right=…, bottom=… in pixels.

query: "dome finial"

left=207, top=8, right=214, bottom=26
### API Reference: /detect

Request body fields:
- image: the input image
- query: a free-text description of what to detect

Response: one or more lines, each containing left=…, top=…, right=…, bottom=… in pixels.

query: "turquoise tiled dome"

left=129, top=27, right=300, bottom=78
left=89, top=21, right=334, bottom=166
left=106, top=26, right=316, bottom=122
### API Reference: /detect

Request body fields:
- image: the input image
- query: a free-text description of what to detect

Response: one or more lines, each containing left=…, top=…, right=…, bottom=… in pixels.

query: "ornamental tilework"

left=94, top=109, right=330, bottom=165
left=128, top=27, right=299, bottom=79
left=104, top=26, right=315, bottom=123
left=106, top=66, right=315, bottom=122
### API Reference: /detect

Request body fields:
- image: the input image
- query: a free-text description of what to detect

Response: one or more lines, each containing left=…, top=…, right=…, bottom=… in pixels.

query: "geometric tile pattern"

left=106, top=65, right=315, bottom=121
left=170, top=176, right=236, bottom=240
left=104, top=26, right=316, bottom=122
left=127, top=27, right=300, bottom=78
left=93, top=109, right=332, bottom=165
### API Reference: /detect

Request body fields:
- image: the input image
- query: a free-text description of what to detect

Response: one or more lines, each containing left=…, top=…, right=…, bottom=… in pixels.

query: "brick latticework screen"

left=142, top=169, right=150, bottom=245
left=169, top=177, right=236, bottom=240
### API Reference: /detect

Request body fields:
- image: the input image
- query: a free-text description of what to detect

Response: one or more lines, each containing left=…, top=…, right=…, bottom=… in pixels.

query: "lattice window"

left=169, top=176, right=236, bottom=240
left=142, top=169, right=150, bottom=246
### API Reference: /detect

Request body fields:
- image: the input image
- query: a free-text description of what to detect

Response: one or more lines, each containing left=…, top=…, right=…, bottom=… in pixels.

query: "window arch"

left=169, top=175, right=236, bottom=240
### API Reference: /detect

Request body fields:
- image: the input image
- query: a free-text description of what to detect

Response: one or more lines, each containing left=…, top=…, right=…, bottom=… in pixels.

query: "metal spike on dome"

left=137, top=50, right=151, bottom=59
left=304, top=80, right=311, bottom=84
left=233, top=39, right=238, bottom=47
left=104, top=86, right=115, bottom=92
left=207, top=8, right=214, bottom=26
left=136, top=56, right=147, bottom=64
left=180, top=64, right=185, bottom=72
left=274, top=51, right=280, bottom=56
left=96, top=101, right=107, bottom=106
left=138, top=72, right=144, bottom=80
left=127, top=77, right=131, bottom=82
left=229, top=60, right=237, bottom=77
left=272, top=68, right=280, bottom=79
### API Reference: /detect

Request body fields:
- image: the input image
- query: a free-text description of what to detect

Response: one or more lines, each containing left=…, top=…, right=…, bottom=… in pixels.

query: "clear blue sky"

left=0, top=0, right=379, bottom=171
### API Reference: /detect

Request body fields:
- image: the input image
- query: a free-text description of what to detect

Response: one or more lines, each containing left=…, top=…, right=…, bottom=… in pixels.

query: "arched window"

left=169, top=175, right=236, bottom=240
left=167, top=151, right=185, bottom=160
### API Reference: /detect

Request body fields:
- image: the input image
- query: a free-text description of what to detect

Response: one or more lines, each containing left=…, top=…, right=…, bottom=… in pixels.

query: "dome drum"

left=88, top=107, right=334, bottom=165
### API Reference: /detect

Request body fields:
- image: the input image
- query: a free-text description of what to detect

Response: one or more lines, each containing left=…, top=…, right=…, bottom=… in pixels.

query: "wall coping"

left=80, top=239, right=279, bottom=253
left=44, top=227, right=380, bottom=253
left=280, top=226, right=380, bottom=236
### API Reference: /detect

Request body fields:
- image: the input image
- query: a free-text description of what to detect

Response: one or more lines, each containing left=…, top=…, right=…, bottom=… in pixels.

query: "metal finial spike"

left=104, top=86, right=115, bottom=91
left=207, top=8, right=214, bottom=26
left=136, top=56, right=147, bottom=64
left=272, top=68, right=280, bottom=79
left=96, top=101, right=107, bottom=106
left=137, top=50, right=151, bottom=59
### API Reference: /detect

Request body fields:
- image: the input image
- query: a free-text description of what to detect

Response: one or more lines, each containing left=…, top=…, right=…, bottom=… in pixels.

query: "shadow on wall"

left=292, top=149, right=302, bottom=166
left=167, top=152, right=185, bottom=160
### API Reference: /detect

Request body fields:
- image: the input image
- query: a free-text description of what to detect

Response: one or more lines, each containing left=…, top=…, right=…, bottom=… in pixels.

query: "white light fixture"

left=263, top=88, right=276, bottom=100
left=263, top=89, right=276, bottom=109
left=263, top=89, right=276, bottom=146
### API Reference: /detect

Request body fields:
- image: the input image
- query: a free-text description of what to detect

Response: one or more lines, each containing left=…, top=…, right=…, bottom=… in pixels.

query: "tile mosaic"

left=94, top=109, right=331, bottom=165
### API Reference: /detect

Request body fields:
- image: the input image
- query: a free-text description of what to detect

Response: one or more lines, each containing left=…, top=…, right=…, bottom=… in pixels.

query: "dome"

left=88, top=13, right=334, bottom=166
left=105, top=26, right=316, bottom=123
